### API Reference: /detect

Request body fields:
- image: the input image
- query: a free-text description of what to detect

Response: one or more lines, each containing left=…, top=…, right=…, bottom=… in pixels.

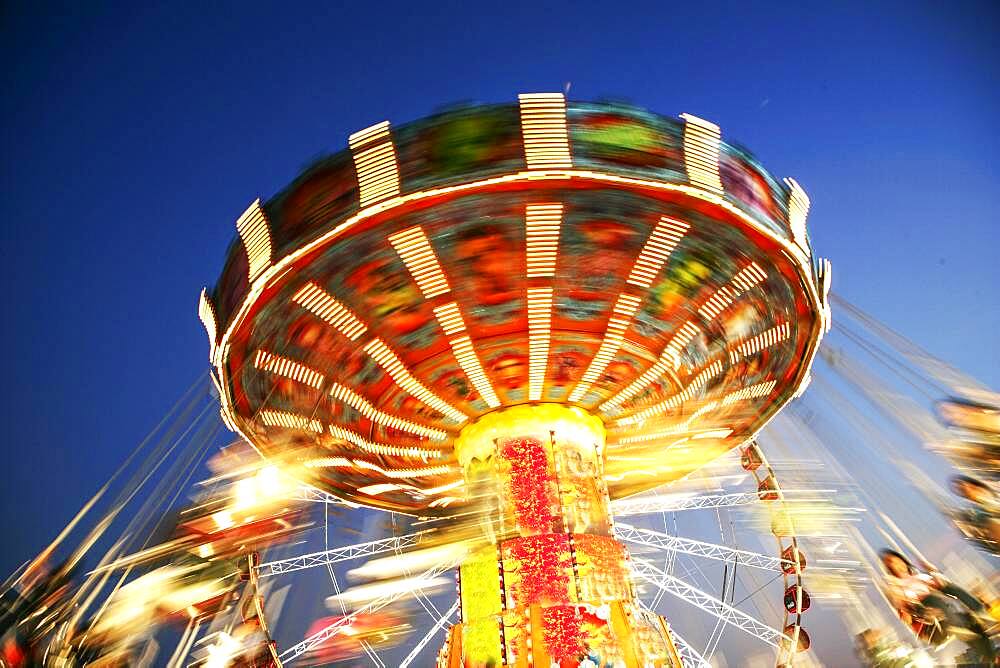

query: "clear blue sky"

left=1, top=0, right=997, bottom=601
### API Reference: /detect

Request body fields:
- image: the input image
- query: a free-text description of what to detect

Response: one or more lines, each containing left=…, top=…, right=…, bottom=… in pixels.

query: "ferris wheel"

left=192, top=92, right=831, bottom=667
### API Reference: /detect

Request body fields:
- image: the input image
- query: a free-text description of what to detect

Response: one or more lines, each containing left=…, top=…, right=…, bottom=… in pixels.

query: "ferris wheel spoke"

left=615, top=523, right=786, bottom=572
left=257, top=532, right=423, bottom=577
left=632, top=558, right=788, bottom=648
left=399, top=600, right=459, bottom=668
left=277, top=559, right=458, bottom=663
left=670, top=629, right=712, bottom=668
left=611, top=491, right=760, bottom=517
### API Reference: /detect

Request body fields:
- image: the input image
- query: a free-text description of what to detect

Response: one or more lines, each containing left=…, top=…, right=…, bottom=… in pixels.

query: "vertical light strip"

left=292, top=282, right=368, bottom=341
left=329, top=382, right=448, bottom=442
left=363, top=338, right=467, bottom=424
left=254, top=350, right=325, bottom=390
left=600, top=321, right=701, bottom=413
left=568, top=293, right=642, bottom=402
left=390, top=224, right=499, bottom=408
left=616, top=359, right=725, bottom=426
left=518, top=93, right=572, bottom=169
left=349, top=121, right=401, bottom=208
left=697, top=262, right=767, bottom=321
left=235, top=199, right=273, bottom=283
left=784, top=177, right=811, bottom=254
left=818, top=258, right=833, bottom=333
left=388, top=226, right=451, bottom=299
left=679, top=113, right=723, bottom=194
left=198, top=288, right=218, bottom=362
left=449, top=335, right=501, bottom=408
left=527, top=287, right=554, bottom=401
left=431, top=302, right=500, bottom=408
left=627, top=216, right=690, bottom=288
left=525, top=203, right=563, bottom=277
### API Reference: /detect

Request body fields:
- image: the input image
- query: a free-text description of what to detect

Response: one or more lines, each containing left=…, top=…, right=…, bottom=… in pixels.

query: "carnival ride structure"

left=196, top=92, right=831, bottom=667
left=16, top=92, right=995, bottom=668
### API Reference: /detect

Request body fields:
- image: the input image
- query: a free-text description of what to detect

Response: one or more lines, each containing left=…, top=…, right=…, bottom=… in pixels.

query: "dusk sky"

left=2, top=0, right=997, bottom=642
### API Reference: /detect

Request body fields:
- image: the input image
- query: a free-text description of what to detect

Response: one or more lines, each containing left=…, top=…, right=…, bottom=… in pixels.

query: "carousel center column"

left=438, top=404, right=681, bottom=668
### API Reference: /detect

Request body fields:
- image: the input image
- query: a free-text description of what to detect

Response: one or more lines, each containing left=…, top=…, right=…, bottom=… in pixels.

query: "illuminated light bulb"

left=198, top=289, right=218, bottom=361
left=527, top=288, right=554, bottom=402
left=234, top=199, right=272, bottom=283
left=328, top=424, right=445, bottom=459
left=349, top=121, right=401, bottom=207
left=729, top=322, right=791, bottom=362
left=627, top=216, right=690, bottom=288
left=721, top=380, right=777, bottom=406
left=259, top=409, right=323, bottom=433
left=448, top=335, right=501, bottom=408
left=429, top=301, right=500, bottom=407
left=698, top=262, right=767, bottom=321
left=388, top=226, right=451, bottom=299
left=600, top=321, right=700, bottom=413
left=291, top=282, right=367, bottom=341
left=679, top=113, right=723, bottom=194
left=569, top=293, right=642, bottom=402
left=525, top=203, right=563, bottom=278
left=616, top=359, right=724, bottom=426
left=329, top=382, right=448, bottom=443
left=519, top=93, right=572, bottom=169
left=785, top=177, right=811, bottom=254
left=433, top=301, right=466, bottom=335
left=364, top=338, right=467, bottom=424
left=254, top=349, right=325, bottom=389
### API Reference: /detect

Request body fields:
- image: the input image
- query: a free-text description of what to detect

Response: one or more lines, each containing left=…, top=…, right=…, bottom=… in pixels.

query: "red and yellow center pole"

left=439, top=405, right=680, bottom=668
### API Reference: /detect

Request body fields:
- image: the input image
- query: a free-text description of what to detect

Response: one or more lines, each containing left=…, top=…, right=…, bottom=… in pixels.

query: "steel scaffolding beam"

left=615, top=523, right=787, bottom=572
left=278, top=559, right=457, bottom=663
left=399, top=600, right=458, bottom=668
left=632, top=558, right=788, bottom=648
left=293, top=485, right=360, bottom=507
left=611, top=491, right=760, bottom=517
left=258, top=532, right=422, bottom=577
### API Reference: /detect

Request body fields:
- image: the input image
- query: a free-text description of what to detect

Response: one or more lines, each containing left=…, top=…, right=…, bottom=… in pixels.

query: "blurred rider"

left=880, top=549, right=995, bottom=660
left=950, top=475, right=1000, bottom=554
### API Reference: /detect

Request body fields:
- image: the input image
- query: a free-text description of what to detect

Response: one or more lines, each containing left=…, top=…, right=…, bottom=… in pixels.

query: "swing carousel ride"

left=3, top=93, right=997, bottom=668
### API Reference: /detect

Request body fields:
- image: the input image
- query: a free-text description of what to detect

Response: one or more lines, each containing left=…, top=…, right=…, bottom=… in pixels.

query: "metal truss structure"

left=293, top=485, right=360, bottom=507
left=611, top=491, right=761, bottom=517
left=615, top=523, right=787, bottom=572
left=631, top=558, right=789, bottom=648
left=258, top=532, right=422, bottom=577
left=399, top=600, right=459, bottom=668
left=278, top=559, right=458, bottom=663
